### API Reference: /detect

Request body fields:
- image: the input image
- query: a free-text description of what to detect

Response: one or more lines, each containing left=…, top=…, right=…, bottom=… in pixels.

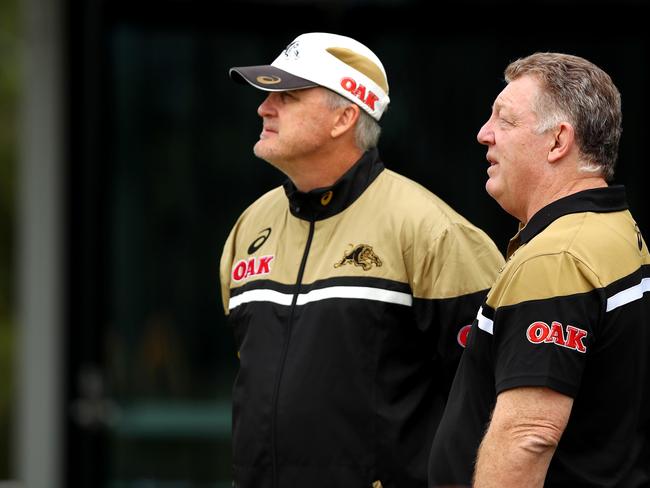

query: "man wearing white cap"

left=220, top=32, right=503, bottom=488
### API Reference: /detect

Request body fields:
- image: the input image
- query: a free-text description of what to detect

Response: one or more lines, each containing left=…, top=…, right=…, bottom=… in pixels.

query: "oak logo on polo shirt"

left=457, top=324, right=472, bottom=348
left=526, top=320, right=588, bottom=353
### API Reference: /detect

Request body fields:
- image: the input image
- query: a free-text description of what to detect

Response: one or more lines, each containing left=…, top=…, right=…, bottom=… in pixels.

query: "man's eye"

left=280, top=92, right=293, bottom=101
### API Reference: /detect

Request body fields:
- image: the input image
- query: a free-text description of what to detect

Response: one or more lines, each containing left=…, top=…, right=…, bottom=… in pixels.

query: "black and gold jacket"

left=220, top=149, right=504, bottom=488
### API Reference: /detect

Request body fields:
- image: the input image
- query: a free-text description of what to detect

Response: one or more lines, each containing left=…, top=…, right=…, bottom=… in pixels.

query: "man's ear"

left=331, top=103, right=360, bottom=139
left=548, top=122, right=575, bottom=164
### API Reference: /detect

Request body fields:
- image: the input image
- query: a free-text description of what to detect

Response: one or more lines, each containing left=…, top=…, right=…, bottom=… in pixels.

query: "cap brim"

left=229, top=65, right=318, bottom=92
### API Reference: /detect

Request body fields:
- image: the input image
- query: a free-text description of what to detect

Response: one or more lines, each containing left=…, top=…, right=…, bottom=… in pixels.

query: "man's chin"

left=485, top=179, right=499, bottom=200
left=253, top=141, right=269, bottom=160
left=253, top=143, right=280, bottom=166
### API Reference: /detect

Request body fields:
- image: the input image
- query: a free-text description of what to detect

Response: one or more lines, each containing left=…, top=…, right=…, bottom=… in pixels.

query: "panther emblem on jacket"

left=334, top=244, right=382, bottom=271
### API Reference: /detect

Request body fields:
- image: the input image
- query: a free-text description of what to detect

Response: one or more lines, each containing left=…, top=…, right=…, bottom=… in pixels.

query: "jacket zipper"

left=271, top=218, right=315, bottom=488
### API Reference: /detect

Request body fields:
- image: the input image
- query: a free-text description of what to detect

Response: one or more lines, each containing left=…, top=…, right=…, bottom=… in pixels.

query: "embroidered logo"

left=340, top=77, right=380, bottom=111
left=247, top=227, right=272, bottom=255
left=334, top=244, right=382, bottom=271
left=232, top=255, right=274, bottom=282
left=320, top=190, right=333, bottom=206
left=457, top=324, right=472, bottom=348
left=256, top=75, right=282, bottom=85
left=526, top=321, right=587, bottom=353
left=283, top=40, right=300, bottom=60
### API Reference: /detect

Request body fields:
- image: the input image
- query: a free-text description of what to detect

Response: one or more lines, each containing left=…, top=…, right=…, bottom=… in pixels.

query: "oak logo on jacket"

left=334, top=244, right=382, bottom=271
left=247, top=227, right=272, bottom=254
left=231, top=255, right=274, bottom=282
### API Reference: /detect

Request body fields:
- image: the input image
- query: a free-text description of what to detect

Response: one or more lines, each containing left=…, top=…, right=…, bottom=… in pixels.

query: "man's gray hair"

left=323, top=90, right=382, bottom=151
left=505, top=52, right=622, bottom=182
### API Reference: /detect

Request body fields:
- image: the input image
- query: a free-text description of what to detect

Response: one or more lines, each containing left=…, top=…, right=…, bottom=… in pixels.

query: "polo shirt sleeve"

left=490, top=252, right=604, bottom=397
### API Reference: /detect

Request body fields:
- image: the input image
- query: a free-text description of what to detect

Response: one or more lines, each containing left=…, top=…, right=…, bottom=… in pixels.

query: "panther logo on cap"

left=283, top=40, right=300, bottom=60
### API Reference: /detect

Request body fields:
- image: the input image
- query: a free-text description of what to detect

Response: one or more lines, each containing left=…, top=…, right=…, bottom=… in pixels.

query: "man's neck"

left=289, top=146, right=364, bottom=192
left=522, top=176, right=608, bottom=225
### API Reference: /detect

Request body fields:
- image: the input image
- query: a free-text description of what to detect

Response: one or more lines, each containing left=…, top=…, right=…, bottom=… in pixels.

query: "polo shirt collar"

left=507, top=185, right=628, bottom=258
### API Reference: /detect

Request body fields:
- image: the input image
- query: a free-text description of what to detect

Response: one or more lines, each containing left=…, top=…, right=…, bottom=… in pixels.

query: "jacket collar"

left=283, top=148, right=385, bottom=221
left=507, top=185, right=629, bottom=258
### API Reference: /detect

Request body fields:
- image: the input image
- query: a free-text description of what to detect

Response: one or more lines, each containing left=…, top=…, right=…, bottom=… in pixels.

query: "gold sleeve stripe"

left=229, top=285, right=412, bottom=311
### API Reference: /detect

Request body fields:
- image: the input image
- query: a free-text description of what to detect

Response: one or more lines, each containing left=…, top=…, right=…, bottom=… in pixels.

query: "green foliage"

left=0, top=0, right=19, bottom=321
left=0, top=0, right=19, bottom=478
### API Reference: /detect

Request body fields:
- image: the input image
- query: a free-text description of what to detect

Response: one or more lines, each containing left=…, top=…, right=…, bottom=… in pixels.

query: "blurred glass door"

left=67, top=19, right=274, bottom=488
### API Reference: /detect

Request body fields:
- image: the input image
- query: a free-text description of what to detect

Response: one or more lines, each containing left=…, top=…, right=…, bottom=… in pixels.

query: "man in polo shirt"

left=429, top=52, right=650, bottom=487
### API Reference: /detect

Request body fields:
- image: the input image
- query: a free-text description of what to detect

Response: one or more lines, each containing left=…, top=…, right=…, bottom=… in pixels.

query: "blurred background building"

left=1, top=0, right=649, bottom=486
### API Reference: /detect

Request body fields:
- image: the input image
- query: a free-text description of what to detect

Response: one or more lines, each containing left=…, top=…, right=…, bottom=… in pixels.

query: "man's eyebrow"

left=488, top=102, right=501, bottom=116
left=492, top=98, right=513, bottom=115
left=282, top=89, right=300, bottom=97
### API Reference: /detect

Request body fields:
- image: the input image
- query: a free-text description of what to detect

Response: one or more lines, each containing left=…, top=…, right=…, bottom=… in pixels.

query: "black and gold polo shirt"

left=219, top=148, right=504, bottom=488
left=429, top=185, right=650, bottom=487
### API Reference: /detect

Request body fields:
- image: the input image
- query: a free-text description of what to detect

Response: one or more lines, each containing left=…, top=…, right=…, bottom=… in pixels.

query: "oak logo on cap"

left=340, top=77, right=379, bottom=111
left=257, top=75, right=282, bottom=85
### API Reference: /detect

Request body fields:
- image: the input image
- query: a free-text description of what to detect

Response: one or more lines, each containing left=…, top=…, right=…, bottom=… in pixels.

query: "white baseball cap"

left=229, top=32, right=390, bottom=121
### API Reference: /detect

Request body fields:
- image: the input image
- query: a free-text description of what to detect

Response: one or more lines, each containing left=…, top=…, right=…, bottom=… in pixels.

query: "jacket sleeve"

left=410, top=222, right=504, bottom=359
left=219, top=225, right=237, bottom=316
